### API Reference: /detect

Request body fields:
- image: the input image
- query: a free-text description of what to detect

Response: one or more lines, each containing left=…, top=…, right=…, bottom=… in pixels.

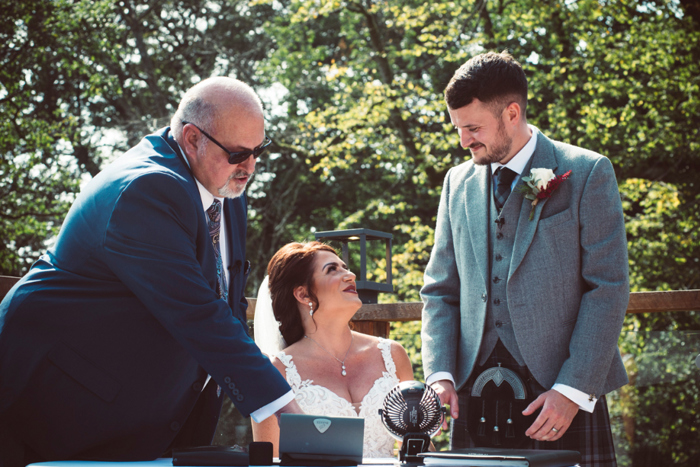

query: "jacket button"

left=495, top=320, right=503, bottom=328
left=493, top=276, right=501, bottom=283
left=192, top=381, right=203, bottom=392
left=228, top=383, right=236, bottom=390
left=232, top=388, right=239, bottom=396
left=224, top=376, right=232, bottom=384
left=236, top=395, right=244, bottom=402
left=495, top=254, right=503, bottom=261
left=170, top=421, right=180, bottom=432
left=493, top=298, right=501, bottom=305
left=481, top=293, right=488, bottom=302
left=496, top=232, right=504, bottom=240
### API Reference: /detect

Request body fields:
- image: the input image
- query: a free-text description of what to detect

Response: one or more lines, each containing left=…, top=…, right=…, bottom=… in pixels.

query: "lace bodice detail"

left=277, top=338, right=400, bottom=458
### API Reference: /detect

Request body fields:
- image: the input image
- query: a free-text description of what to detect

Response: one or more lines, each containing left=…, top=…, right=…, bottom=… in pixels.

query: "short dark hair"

left=444, top=51, right=528, bottom=117
left=267, top=242, right=338, bottom=346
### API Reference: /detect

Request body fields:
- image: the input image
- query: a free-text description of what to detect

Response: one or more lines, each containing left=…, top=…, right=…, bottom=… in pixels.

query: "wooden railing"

left=249, top=289, right=700, bottom=338
left=2, top=275, right=699, bottom=338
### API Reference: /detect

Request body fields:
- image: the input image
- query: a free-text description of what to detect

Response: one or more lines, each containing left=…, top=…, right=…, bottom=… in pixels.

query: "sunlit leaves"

left=1, top=0, right=280, bottom=274
left=621, top=179, right=700, bottom=293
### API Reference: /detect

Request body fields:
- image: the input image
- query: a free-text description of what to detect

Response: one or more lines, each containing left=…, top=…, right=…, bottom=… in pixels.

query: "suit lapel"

left=159, top=127, right=222, bottom=298
left=162, top=127, right=195, bottom=179
left=465, top=164, right=491, bottom=283
left=509, top=133, right=558, bottom=279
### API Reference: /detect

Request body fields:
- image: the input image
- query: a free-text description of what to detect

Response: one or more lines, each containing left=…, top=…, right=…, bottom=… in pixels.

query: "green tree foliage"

left=1, top=0, right=277, bottom=273
left=248, top=0, right=700, bottom=461
left=250, top=0, right=700, bottom=292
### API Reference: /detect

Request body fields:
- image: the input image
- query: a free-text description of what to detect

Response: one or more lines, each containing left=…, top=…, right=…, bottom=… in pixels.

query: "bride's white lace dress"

left=276, top=338, right=400, bottom=458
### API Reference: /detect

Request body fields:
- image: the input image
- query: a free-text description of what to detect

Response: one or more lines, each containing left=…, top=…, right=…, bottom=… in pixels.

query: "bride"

left=251, top=242, right=414, bottom=458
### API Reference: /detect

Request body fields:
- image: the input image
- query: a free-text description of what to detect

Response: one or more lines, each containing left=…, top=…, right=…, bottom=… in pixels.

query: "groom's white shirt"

left=425, top=126, right=597, bottom=413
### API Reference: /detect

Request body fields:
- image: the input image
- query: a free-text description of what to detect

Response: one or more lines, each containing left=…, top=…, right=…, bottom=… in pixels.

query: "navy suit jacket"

left=0, top=128, right=290, bottom=460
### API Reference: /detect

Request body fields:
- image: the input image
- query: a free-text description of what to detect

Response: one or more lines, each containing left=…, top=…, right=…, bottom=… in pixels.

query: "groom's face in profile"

left=448, top=98, right=514, bottom=166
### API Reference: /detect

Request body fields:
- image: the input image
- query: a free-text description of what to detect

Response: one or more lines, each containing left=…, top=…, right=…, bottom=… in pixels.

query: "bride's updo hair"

left=267, top=241, right=337, bottom=345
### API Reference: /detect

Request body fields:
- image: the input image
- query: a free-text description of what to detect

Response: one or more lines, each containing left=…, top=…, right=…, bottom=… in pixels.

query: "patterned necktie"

left=206, top=200, right=228, bottom=301
left=493, top=166, right=518, bottom=211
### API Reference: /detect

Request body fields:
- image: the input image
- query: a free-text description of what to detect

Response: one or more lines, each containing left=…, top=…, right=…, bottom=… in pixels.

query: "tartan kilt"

left=451, top=341, right=617, bottom=467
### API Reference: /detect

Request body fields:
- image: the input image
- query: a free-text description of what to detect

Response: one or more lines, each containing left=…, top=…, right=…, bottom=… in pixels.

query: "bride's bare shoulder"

left=351, top=331, right=402, bottom=350
left=271, top=339, right=315, bottom=364
left=267, top=350, right=289, bottom=373
left=350, top=331, right=384, bottom=350
left=351, top=332, right=414, bottom=380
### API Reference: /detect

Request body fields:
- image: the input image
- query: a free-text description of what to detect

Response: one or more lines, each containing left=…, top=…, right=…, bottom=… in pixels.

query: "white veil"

left=253, top=276, right=287, bottom=356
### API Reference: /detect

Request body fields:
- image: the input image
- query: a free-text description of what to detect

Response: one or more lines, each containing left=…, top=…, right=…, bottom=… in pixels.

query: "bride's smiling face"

left=309, top=251, right=362, bottom=313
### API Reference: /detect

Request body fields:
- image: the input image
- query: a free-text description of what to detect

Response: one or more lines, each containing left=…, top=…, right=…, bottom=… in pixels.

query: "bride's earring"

left=309, top=302, right=314, bottom=316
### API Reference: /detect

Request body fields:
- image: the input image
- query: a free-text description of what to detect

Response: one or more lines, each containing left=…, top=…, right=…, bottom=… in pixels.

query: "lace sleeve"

left=377, top=338, right=398, bottom=379
left=276, top=352, right=303, bottom=391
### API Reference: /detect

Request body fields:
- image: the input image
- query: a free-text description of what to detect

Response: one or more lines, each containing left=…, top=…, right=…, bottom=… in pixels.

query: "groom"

left=421, top=52, right=629, bottom=466
left=0, top=77, right=300, bottom=467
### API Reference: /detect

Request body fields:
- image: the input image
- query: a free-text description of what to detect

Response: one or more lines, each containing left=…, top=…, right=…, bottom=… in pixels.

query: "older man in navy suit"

left=421, top=53, right=629, bottom=466
left=0, top=77, right=301, bottom=467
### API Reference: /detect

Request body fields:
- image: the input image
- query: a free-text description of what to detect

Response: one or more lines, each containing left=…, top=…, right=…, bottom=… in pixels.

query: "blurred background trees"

left=2, top=0, right=698, bottom=464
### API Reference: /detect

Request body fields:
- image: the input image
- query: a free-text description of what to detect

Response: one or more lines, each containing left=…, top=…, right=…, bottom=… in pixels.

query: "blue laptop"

left=278, top=414, right=364, bottom=465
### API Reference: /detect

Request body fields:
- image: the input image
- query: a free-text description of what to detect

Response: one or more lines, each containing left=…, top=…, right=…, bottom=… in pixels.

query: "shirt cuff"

left=426, top=371, right=456, bottom=387
left=552, top=383, right=597, bottom=413
left=250, top=390, right=296, bottom=423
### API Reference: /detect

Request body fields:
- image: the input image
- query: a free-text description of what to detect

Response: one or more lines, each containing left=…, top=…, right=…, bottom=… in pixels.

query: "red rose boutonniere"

left=518, top=168, right=572, bottom=220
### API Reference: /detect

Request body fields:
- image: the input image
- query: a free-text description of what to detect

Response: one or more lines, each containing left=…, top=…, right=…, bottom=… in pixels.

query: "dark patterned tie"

left=493, top=166, right=518, bottom=211
left=206, top=200, right=228, bottom=301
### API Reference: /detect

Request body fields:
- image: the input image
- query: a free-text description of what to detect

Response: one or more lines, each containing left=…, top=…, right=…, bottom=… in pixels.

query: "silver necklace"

left=304, top=333, right=354, bottom=376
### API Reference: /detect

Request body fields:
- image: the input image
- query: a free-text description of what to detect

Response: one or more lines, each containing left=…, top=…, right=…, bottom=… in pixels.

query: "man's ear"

left=181, top=124, right=203, bottom=159
left=504, top=101, right=522, bottom=126
left=293, top=285, right=309, bottom=305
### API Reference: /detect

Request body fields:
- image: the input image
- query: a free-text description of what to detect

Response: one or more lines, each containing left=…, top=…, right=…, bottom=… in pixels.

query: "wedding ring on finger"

left=551, top=427, right=559, bottom=433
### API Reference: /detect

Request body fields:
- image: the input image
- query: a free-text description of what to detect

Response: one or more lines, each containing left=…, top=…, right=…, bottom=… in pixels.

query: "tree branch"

left=347, top=1, right=418, bottom=159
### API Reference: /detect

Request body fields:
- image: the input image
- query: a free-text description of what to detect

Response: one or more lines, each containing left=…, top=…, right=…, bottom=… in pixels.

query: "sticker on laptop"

left=313, top=418, right=331, bottom=434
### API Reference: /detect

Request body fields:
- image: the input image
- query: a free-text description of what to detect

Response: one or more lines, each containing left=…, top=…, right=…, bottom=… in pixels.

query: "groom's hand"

left=274, top=399, right=304, bottom=423
left=523, top=389, right=578, bottom=441
left=430, top=380, right=459, bottom=431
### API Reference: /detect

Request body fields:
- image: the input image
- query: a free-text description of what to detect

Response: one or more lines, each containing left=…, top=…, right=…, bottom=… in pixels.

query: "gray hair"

left=170, top=77, right=263, bottom=139
left=171, top=95, right=215, bottom=140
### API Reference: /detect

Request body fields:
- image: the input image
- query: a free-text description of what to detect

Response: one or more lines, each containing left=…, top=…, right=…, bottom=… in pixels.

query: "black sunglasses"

left=182, top=120, right=272, bottom=165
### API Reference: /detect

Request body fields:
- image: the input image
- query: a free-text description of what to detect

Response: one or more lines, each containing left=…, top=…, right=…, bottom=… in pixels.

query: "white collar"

left=196, top=179, right=223, bottom=212
left=176, top=142, right=223, bottom=211
left=490, top=124, right=539, bottom=176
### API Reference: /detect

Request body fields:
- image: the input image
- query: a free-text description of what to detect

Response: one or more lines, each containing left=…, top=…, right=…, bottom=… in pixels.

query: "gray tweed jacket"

left=421, top=131, right=629, bottom=398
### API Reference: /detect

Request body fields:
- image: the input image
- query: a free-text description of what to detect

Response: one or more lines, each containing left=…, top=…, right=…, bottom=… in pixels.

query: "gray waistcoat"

left=477, top=185, right=525, bottom=367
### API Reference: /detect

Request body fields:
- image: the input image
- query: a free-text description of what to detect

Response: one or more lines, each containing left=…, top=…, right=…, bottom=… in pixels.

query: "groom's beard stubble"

left=470, top=120, right=513, bottom=166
